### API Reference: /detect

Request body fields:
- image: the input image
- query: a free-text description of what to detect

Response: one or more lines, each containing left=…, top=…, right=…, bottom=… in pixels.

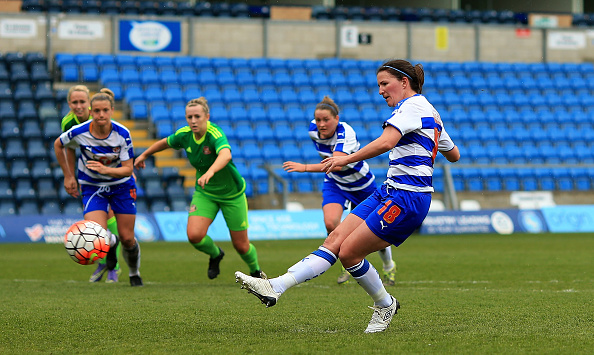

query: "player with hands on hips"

left=236, top=59, right=460, bottom=333
left=283, top=95, right=397, bottom=286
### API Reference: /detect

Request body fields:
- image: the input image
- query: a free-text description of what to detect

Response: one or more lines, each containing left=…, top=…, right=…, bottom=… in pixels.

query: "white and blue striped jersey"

left=383, top=94, right=455, bottom=193
left=308, top=120, right=375, bottom=192
left=59, top=120, right=134, bottom=186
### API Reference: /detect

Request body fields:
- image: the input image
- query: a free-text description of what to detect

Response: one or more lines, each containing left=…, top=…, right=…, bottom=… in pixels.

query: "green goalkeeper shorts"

left=189, top=190, right=249, bottom=232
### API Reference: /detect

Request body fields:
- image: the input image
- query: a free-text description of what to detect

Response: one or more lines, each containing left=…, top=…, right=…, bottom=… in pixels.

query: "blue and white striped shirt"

left=384, top=94, right=455, bottom=192
left=59, top=120, right=134, bottom=186
left=309, top=120, right=375, bottom=192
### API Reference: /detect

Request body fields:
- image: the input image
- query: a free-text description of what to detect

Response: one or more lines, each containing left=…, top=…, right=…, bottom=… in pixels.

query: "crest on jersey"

left=113, top=147, right=121, bottom=153
left=203, top=146, right=212, bottom=155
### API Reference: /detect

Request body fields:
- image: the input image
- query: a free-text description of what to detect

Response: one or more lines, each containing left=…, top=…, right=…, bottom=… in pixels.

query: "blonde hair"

left=90, top=88, right=115, bottom=108
left=315, top=96, right=339, bottom=116
left=186, top=97, right=209, bottom=115
left=67, top=85, right=90, bottom=102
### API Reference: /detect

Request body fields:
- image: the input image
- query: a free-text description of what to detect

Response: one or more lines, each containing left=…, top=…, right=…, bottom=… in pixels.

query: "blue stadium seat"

left=0, top=200, right=16, bottom=216
left=0, top=179, right=13, bottom=202
left=37, top=178, right=58, bottom=203
left=26, top=139, right=47, bottom=159
left=18, top=201, right=39, bottom=215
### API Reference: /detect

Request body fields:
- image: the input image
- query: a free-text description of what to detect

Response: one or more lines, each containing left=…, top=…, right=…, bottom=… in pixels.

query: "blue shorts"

left=351, top=184, right=431, bottom=246
left=81, top=179, right=137, bottom=215
left=322, top=179, right=377, bottom=210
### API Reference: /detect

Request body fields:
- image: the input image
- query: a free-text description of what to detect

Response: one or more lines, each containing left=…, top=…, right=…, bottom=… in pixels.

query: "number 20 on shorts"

left=377, top=200, right=401, bottom=224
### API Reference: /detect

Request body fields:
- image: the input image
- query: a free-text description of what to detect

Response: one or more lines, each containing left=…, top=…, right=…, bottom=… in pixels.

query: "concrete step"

left=130, top=129, right=149, bottom=139
left=134, top=139, right=159, bottom=148
left=179, top=168, right=197, bottom=188
left=155, top=158, right=188, bottom=168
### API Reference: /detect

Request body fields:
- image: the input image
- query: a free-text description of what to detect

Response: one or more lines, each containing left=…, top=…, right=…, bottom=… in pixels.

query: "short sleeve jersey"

left=308, top=120, right=375, bottom=192
left=61, top=112, right=86, bottom=132
left=383, top=94, right=455, bottom=193
left=167, top=122, right=245, bottom=200
left=58, top=120, right=134, bottom=186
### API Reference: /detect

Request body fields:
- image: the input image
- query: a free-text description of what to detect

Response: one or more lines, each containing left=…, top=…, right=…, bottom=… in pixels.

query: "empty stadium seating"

left=3, top=50, right=594, bottom=215
left=52, top=53, right=594, bottom=197
left=18, top=1, right=537, bottom=24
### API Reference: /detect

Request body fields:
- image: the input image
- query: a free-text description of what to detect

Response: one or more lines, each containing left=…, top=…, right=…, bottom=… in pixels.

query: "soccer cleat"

left=364, top=296, right=400, bottom=333
left=106, top=269, right=119, bottom=283
left=89, top=263, right=107, bottom=282
left=382, top=265, right=397, bottom=286
left=129, top=275, right=144, bottom=287
left=250, top=270, right=267, bottom=279
left=337, top=266, right=351, bottom=285
left=235, top=271, right=280, bottom=307
left=208, top=248, right=225, bottom=279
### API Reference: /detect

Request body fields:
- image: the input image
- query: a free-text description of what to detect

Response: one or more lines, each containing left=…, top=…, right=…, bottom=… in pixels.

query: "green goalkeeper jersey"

left=61, top=111, right=86, bottom=132
left=167, top=122, right=246, bottom=200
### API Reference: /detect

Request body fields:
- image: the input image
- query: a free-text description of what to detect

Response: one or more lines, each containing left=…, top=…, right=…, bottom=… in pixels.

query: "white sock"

left=377, top=246, right=395, bottom=271
left=270, top=246, right=337, bottom=294
left=347, top=259, right=392, bottom=308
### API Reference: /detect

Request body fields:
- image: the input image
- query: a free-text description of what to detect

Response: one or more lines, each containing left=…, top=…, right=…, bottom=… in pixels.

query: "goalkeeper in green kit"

left=134, top=97, right=265, bottom=279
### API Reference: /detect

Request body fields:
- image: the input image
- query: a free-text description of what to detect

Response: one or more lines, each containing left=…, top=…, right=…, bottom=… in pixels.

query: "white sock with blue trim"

left=346, top=259, right=392, bottom=307
left=270, top=246, right=337, bottom=294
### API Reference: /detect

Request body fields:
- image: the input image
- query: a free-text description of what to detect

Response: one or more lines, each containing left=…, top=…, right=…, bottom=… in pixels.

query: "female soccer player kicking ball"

left=236, top=59, right=460, bottom=333
left=282, top=95, right=397, bottom=286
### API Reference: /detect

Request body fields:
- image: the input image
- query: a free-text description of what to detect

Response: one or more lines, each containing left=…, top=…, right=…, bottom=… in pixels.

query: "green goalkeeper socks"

left=191, top=235, right=220, bottom=258
left=240, top=243, right=260, bottom=274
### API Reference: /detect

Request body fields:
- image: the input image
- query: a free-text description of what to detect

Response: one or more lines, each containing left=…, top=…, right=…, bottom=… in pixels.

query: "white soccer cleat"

left=235, top=271, right=281, bottom=307
left=364, top=296, right=400, bottom=333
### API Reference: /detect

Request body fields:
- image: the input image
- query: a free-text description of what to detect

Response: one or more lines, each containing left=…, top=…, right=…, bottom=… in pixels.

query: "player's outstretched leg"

left=235, top=271, right=281, bottom=307
left=235, top=246, right=337, bottom=307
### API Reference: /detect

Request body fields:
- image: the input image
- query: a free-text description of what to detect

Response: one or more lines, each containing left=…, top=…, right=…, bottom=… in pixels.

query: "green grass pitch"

left=1, top=233, right=592, bottom=354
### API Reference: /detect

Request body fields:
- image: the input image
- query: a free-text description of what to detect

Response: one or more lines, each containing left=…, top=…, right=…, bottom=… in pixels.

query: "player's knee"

left=118, top=233, right=135, bottom=248
left=187, top=230, right=206, bottom=244
left=324, top=221, right=339, bottom=234
left=231, top=239, right=249, bottom=254
left=337, top=248, right=359, bottom=268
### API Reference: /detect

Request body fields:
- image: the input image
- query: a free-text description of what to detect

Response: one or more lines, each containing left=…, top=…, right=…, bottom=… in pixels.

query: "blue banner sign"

left=420, top=209, right=548, bottom=235
left=540, top=205, right=594, bottom=232
left=0, top=213, right=162, bottom=244
left=154, top=209, right=327, bottom=242
left=119, top=20, right=181, bottom=52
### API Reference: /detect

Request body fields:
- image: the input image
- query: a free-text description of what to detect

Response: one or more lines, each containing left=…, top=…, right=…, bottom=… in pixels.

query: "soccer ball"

left=64, top=220, right=110, bottom=265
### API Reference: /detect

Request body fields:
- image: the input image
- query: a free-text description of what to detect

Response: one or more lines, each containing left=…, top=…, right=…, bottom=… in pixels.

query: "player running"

left=60, top=85, right=123, bottom=283
left=55, top=89, right=143, bottom=286
left=134, top=97, right=265, bottom=280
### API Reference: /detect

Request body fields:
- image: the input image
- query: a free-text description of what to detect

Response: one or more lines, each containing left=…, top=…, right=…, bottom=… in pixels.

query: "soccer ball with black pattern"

left=64, top=220, right=110, bottom=265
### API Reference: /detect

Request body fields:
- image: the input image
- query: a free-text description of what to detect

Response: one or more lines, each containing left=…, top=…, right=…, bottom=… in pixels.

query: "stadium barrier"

left=2, top=206, right=593, bottom=244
